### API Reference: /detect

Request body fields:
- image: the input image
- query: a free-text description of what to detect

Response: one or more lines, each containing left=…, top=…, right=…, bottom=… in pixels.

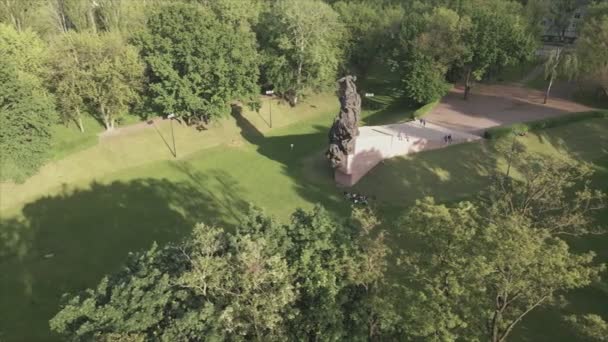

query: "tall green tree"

left=458, top=0, right=535, bottom=99
left=397, top=196, right=603, bottom=342
left=258, top=0, right=344, bottom=106
left=333, top=1, right=404, bottom=76
left=137, top=2, right=259, bottom=124
left=486, top=151, right=606, bottom=236
left=576, top=2, right=608, bottom=99
left=398, top=6, right=470, bottom=104
left=543, top=47, right=578, bottom=104
left=0, top=0, right=41, bottom=31
left=49, top=32, right=143, bottom=131
left=48, top=33, right=89, bottom=132
left=50, top=206, right=393, bottom=341
left=0, top=24, right=55, bottom=182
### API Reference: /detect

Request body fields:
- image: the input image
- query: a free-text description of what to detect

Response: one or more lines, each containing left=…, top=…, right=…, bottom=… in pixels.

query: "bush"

left=412, top=100, right=440, bottom=119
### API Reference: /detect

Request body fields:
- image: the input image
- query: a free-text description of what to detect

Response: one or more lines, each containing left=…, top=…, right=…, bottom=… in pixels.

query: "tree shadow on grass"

left=0, top=175, right=248, bottom=342
left=230, top=105, right=349, bottom=217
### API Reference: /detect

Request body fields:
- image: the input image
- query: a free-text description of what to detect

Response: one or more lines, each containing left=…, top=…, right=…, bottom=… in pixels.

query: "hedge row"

left=483, top=110, right=608, bottom=139
left=412, top=100, right=440, bottom=119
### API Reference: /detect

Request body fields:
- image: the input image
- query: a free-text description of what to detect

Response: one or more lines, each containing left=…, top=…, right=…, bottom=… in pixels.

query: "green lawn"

left=1, top=76, right=607, bottom=340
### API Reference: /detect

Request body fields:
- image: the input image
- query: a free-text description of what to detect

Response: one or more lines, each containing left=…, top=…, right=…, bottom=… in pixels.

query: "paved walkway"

left=339, top=81, right=596, bottom=186
left=424, top=83, right=594, bottom=135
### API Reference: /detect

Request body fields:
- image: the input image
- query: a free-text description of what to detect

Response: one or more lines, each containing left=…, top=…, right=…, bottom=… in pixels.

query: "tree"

left=576, top=2, right=608, bottom=99
left=50, top=206, right=393, bottom=341
left=402, top=53, right=452, bottom=104
left=258, top=0, right=344, bottom=106
left=137, top=3, right=259, bottom=125
left=543, top=47, right=578, bottom=104
left=458, top=0, right=535, bottom=100
left=0, top=22, right=47, bottom=77
left=0, top=24, right=55, bottom=182
left=397, top=196, right=603, bottom=342
left=49, top=32, right=143, bottom=131
left=486, top=151, right=606, bottom=237
left=48, top=33, right=89, bottom=132
left=347, top=206, right=401, bottom=339
left=566, top=314, right=608, bottom=341
left=0, top=0, right=41, bottom=31
left=398, top=6, right=470, bottom=104
left=523, top=0, right=550, bottom=36
left=332, top=1, right=404, bottom=76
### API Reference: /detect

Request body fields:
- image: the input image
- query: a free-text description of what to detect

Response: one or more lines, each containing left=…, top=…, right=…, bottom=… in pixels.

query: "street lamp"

left=167, top=113, right=176, bottom=158
left=265, top=90, right=274, bottom=128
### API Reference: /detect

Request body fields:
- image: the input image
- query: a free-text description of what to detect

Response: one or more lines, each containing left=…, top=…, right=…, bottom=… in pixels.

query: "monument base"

left=334, top=121, right=480, bottom=187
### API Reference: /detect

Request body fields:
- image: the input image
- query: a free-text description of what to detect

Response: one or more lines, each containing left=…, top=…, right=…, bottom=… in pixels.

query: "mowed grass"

left=1, top=75, right=607, bottom=341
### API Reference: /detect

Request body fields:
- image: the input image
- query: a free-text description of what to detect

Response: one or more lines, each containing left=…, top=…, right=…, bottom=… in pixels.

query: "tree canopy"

left=257, top=0, right=344, bottom=106
left=50, top=206, right=394, bottom=341
left=137, top=2, right=259, bottom=125
left=576, top=2, right=608, bottom=98
left=0, top=24, right=55, bottom=181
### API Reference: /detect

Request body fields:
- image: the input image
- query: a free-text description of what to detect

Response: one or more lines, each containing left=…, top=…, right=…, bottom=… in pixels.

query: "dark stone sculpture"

left=326, top=75, right=361, bottom=169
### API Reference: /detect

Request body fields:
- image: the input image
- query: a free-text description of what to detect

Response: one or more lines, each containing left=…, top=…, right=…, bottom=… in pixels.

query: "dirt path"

left=424, top=83, right=594, bottom=135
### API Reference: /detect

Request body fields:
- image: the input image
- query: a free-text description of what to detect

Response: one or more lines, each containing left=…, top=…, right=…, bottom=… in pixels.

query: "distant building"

left=541, top=4, right=587, bottom=44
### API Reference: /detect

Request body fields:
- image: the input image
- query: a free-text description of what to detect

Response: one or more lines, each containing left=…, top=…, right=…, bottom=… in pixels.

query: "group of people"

left=418, top=118, right=427, bottom=126
left=343, top=191, right=372, bottom=206
left=397, top=131, right=409, bottom=141
left=443, top=134, right=453, bottom=144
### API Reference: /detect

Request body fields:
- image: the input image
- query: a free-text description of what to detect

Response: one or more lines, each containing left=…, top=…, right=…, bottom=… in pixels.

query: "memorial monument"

left=326, top=75, right=360, bottom=169
left=326, top=76, right=480, bottom=187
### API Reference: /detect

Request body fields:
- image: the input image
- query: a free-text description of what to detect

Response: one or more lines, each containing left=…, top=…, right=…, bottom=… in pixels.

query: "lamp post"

left=167, top=113, right=176, bottom=158
left=265, top=90, right=274, bottom=128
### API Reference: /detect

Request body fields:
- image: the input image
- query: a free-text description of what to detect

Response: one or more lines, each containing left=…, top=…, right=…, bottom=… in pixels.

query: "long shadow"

left=152, top=121, right=176, bottom=157
left=230, top=104, right=348, bottom=216
left=0, top=175, right=248, bottom=341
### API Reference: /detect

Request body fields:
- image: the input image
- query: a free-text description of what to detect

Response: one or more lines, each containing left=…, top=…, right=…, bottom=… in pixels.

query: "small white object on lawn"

left=290, top=143, right=294, bottom=150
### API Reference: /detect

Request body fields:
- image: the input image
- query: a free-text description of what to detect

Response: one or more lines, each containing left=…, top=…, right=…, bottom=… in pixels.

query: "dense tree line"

left=1, top=0, right=606, bottom=178
left=49, top=152, right=606, bottom=341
